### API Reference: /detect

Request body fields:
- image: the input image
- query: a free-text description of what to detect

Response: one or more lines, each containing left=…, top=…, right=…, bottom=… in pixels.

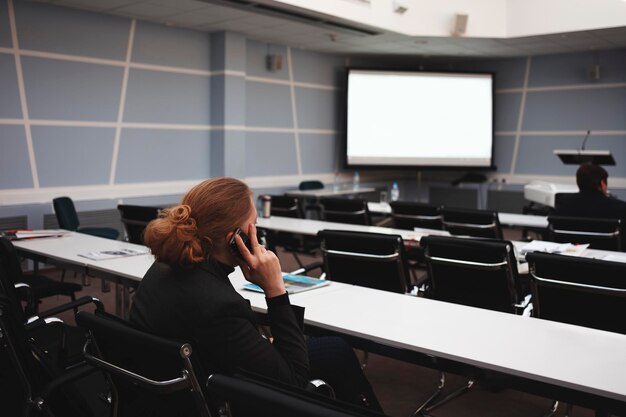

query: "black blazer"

left=129, top=260, right=309, bottom=388
left=555, top=191, right=626, bottom=220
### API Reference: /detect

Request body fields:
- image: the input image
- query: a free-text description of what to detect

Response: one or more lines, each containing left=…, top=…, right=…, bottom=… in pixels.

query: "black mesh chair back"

left=547, top=215, right=622, bottom=251
left=440, top=208, right=502, bottom=239
left=269, top=195, right=303, bottom=218
left=527, top=252, right=626, bottom=334
left=299, top=180, right=324, bottom=191
left=206, top=373, right=388, bottom=417
left=318, top=230, right=409, bottom=293
left=390, top=201, right=442, bottom=230
left=0, top=292, right=102, bottom=417
left=0, top=237, right=81, bottom=315
left=320, top=198, right=371, bottom=226
left=76, top=311, right=211, bottom=417
left=117, top=204, right=160, bottom=244
left=421, top=236, right=521, bottom=313
left=52, top=196, right=80, bottom=231
left=53, top=196, right=119, bottom=240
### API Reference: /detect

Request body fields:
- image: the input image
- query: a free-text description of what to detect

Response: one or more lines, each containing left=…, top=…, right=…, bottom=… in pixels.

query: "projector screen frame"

left=342, top=68, right=497, bottom=171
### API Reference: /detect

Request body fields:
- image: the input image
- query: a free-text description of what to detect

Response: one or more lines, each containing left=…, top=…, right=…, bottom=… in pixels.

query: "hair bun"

left=167, top=205, right=198, bottom=243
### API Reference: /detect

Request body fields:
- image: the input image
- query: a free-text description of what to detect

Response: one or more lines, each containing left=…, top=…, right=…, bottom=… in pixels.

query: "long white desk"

left=367, top=202, right=549, bottom=229
left=12, top=232, right=626, bottom=413
left=286, top=186, right=376, bottom=198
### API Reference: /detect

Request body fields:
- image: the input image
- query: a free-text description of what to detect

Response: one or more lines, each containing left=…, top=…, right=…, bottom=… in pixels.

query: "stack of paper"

left=519, top=240, right=589, bottom=257
left=1, top=229, right=71, bottom=240
left=78, top=248, right=148, bottom=261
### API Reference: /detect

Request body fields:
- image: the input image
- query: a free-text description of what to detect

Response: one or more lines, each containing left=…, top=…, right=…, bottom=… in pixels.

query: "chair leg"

left=424, top=378, right=475, bottom=413
left=291, top=252, right=306, bottom=269
left=412, top=372, right=445, bottom=417
left=543, top=400, right=559, bottom=417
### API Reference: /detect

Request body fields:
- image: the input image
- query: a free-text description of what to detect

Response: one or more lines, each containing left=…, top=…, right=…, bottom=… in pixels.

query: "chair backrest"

left=75, top=311, right=211, bottom=417
left=206, top=373, right=387, bottom=417
left=117, top=204, right=160, bottom=244
left=269, top=195, right=303, bottom=218
left=547, top=215, right=621, bottom=251
left=317, top=230, right=409, bottom=293
left=389, top=201, right=442, bottom=230
left=526, top=252, right=626, bottom=334
left=53, top=196, right=80, bottom=231
left=421, top=236, right=520, bottom=313
left=299, top=180, right=324, bottom=191
left=440, top=207, right=502, bottom=239
left=0, top=238, right=28, bottom=324
left=320, top=198, right=371, bottom=226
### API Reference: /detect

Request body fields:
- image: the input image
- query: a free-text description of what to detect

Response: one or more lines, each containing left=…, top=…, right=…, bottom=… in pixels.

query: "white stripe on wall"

left=109, top=19, right=136, bottom=185
left=509, top=56, right=532, bottom=175
left=286, top=47, right=303, bottom=175
left=8, top=0, right=39, bottom=188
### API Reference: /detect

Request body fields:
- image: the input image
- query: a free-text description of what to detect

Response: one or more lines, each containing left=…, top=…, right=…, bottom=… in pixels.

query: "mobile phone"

left=228, top=227, right=253, bottom=259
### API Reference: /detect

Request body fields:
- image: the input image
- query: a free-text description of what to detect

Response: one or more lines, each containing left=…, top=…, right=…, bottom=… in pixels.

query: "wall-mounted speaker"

left=452, top=13, right=469, bottom=37
left=266, top=54, right=283, bottom=72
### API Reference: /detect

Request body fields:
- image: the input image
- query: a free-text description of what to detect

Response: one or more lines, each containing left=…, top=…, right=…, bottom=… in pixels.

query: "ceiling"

left=30, top=0, right=626, bottom=58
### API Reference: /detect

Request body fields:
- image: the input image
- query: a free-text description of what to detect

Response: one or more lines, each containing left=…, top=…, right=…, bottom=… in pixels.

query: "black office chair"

left=320, top=198, right=371, bottom=226
left=546, top=215, right=622, bottom=251
left=527, top=252, right=626, bottom=334
left=317, top=230, right=410, bottom=294
left=440, top=207, right=503, bottom=239
left=53, top=196, right=119, bottom=240
left=0, top=237, right=82, bottom=315
left=76, top=310, right=212, bottom=417
left=0, top=295, right=107, bottom=417
left=264, top=195, right=320, bottom=268
left=298, top=180, right=325, bottom=219
left=421, top=236, right=525, bottom=313
left=416, top=236, right=527, bottom=415
left=299, top=180, right=324, bottom=191
left=390, top=201, right=443, bottom=231
left=117, top=204, right=160, bottom=244
left=206, top=373, right=389, bottom=417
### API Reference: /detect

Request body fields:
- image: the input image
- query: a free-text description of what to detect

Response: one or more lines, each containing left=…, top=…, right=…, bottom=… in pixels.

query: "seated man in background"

left=555, top=163, right=626, bottom=219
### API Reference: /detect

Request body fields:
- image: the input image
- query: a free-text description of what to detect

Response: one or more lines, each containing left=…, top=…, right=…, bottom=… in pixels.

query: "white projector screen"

left=346, top=69, right=494, bottom=168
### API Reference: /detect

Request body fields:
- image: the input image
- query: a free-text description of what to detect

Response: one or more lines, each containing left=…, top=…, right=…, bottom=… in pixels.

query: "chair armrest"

left=514, top=294, right=532, bottom=316
left=14, top=282, right=37, bottom=312
left=306, top=379, right=336, bottom=399
left=26, top=296, right=104, bottom=326
left=289, top=261, right=324, bottom=276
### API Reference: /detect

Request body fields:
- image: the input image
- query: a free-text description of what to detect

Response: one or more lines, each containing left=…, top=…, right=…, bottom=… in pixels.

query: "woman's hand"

left=235, top=223, right=286, bottom=298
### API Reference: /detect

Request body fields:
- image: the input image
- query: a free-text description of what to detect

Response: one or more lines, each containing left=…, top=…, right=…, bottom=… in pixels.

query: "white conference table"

left=367, top=202, right=549, bottom=229
left=286, top=186, right=376, bottom=198
left=12, top=232, right=626, bottom=412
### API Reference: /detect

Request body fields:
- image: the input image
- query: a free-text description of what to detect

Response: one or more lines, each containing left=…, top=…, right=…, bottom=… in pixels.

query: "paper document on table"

left=595, top=253, right=626, bottom=263
left=519, top=240, right=589, bottom=257
left=1, top=229, right=71, bottom=240
left=78, top=248, right=148, bottom=261
left=243, top=274, right=330, bottom=294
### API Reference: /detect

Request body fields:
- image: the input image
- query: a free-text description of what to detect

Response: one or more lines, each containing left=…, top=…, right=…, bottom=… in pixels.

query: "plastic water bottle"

left=390, top=181, right=400, bottom=202
left=333, top=172, right=340, bottom=191
left=353, top=171, right=360, bottom=190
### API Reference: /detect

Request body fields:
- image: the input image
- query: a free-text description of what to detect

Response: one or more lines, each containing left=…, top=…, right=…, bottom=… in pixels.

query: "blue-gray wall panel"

left=116, top=129, right=211, bottom=183
left=513, top=135, right=586, bottom=176
left=458, top=57, right=527, bottom=89
left=245, top=132, right=297, bottom=176
left=295, top=87, right=338, bottom=130
left=300, top=133, right=337, bottom=174
left=529, top=51, right=626, bottom=87
left=0, top=125, right=32, bottom=188
left=493, top=135, right=515, bottom=173
left=494, top=92, right=521, bottom=132
left=210, top=31, right=246, bottom=72
left=123, top=194, right=182, bottom=207
left=523, top=88, right=626, bottom=131
left=22, top=57, right=123, bottom=121
left=0, top=54, right=22, bottom=118
left=246, top=81, right=292, bottom=127
left=14, top=2, right=129, bottom=60
left=132, top=21, right=211, bottom=70
left=0, top=0, right=10, bottom=48
left=124, top=69, right=211, bottom=124
left=246, top=40, right=288, bottom=80
left=211, top=75, right=245, bottom=125
left=291, top=49, right=344, bottom=86
left=31, top=126, right=115, bottom=186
